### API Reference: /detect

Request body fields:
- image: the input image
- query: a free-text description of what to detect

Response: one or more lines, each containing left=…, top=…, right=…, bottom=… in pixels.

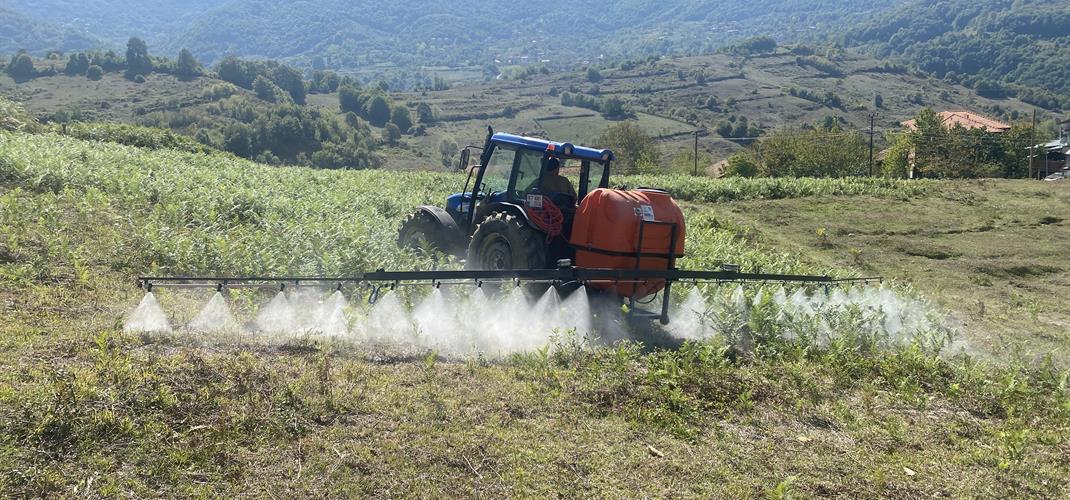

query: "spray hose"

left=525, top=196, right=564, bottom=243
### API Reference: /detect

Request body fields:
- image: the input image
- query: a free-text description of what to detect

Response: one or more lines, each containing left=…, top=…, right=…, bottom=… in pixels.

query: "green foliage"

left=175, top=49, right=202, bottom=79
left=365, top=95, right=392, bottom=127
left=905, top=108, right=1039, bottom=179
left=621, top=174, right=930, bottom=203
left=415, top=102, right=436, bottom=125
left=752, top=128, right=869, bottom=177
left=216, top=56, right=306, bottom=104
left=598, top=121, right=659, bottom=174
left=390, top=106, right=413, bottom=134
left=586, top=67, right=603, bottom=83
left=64, top=52, right=90, bottom=76
left=0, top=97, right=40, bottom=133
left=844, top=0, right=1070, bottom=109
left=253, top=75, right=291, bottom=104
left=723, top=36, right=778, bottom=55
left=86, top=65, right=103, bottom=80
left=439, top=137, right=458, bottom=168
left=382, top=123, right=402, bottom=145
left=56, top=122, right=215, bottom=154
left=881, top=134, right=911, bottom=179
left=6, top=53, right=35, bottom=81
left=721, top=152, right=759, bottom=178
left=124, top=37, right=152, bottom=79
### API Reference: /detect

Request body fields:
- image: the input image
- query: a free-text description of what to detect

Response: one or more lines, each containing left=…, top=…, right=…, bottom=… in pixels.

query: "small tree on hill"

left=390, top=105, right=413, bottom=134
left=365, top=95, right=392, bottom=127
left=272, top=65, right=306, bottom=104
left=65, top=53, right=90, bottom=76
left=6, top=54, right=35, bottom=82
left=586, top=67, right=603, bottom=83
left=598, top=121, right=658, bottom=174
left=383, top=123, right=402, bottom=145
left=125, top=37, right=153, bottom=79
left=86, top=65, right=104, bottom=81
left=722, top=152, right=759, bottom=177
left=416, top=102, right=435, bottom=124
left=176, top=49, right=202, bottom=79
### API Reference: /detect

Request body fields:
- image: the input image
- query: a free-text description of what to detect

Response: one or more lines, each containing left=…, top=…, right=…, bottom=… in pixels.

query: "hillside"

left=1, top=128, right=1068, bottom=496
left=0, top=7, right=101, bottom=54
left=4, top=48, right=1057, bottom=171
left=844, top=0, right=1070, bottom=110
left=4, top=0, right=899, bottom=70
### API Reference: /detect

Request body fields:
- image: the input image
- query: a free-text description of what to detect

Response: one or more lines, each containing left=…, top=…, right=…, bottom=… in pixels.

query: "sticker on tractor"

left=640, top=205, right=655, bottom=222
left=526, top=194, right=544, bottom=209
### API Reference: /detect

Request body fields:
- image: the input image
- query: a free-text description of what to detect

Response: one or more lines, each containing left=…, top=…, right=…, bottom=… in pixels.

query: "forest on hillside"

left=843, top=0, right=1070, bottom=110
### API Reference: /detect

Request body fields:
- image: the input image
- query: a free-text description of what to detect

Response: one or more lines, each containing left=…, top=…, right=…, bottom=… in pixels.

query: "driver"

left=540, top=157, right=576, bottom=202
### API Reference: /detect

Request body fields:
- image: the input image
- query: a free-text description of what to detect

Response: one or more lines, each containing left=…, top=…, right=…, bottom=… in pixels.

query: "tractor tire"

left=398, top=211, right=452, bottom=257
left=466, top=211, right=547, bottom=271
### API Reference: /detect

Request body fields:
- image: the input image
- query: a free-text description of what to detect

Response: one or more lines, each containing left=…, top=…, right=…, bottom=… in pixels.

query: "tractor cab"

left=399, top=127, right=623, bottom=271
left=450, top=129, right=614, bottom=233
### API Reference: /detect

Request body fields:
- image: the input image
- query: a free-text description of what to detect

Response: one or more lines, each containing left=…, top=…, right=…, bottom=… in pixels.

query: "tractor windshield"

left=481, top=145, right=515, bottom=196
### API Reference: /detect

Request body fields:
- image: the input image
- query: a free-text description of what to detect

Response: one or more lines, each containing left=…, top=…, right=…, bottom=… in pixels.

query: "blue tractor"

left=398, top=127, right=615, bottom=270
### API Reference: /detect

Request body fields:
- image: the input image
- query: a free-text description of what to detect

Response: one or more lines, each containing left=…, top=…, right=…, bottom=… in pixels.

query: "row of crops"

left=0, top=131, right=931, bottom=281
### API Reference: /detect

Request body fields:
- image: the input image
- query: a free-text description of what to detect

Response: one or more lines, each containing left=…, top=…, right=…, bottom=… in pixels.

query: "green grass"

left=1, top=130, right=1068, bottom=496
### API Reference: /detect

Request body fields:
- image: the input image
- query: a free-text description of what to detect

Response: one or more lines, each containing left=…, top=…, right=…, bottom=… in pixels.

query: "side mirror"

left=457, top=148, right=471, bottom=170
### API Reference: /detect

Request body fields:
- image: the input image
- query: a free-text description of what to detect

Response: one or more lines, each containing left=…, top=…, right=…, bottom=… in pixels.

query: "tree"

left=873, top=92, right=884, bottom=109
left=223, top=124, right=253, bottom=157
left=722, top=152, right=759, bottom=177
left=440, top=137, right=458, bottom=167
left=383, top=123, right=402, bottom=145
left=125, top=37, right=153, bottom=79
left=390, top=105, right=413, bottom=133
left=176, top=49, right=202, bottom=79
left=881, top=134, right=912, bottom=178
left=586, top=67, right=603, bottom=83
left=601, top=97, right=628, bottom=119
left=86, top=65, right=104, bottom=81
left=65, top=53, right=90, bottom=76
left=339, top=86, right=364, bottom=114
left=254, top=75, right=289, bottom=103
left=272, top=65, right=306, bottom=104
left=416, top=102, right=435, bottom=124
left=598, top=121, right=659, bottom=174
left=365, top=95, right=392, bottom=127
left=6, top=54, right=35, bottom=81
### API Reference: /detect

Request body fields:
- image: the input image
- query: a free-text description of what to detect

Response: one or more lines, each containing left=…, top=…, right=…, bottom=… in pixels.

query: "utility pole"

left=1030, top=109, right=1037, bottom=180
left=868, top=112, right=877, bottom=176
left=693, top=131, right=699, bottom=176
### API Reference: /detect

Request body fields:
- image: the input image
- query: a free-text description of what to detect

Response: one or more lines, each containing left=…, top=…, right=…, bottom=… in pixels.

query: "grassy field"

left=1, top=130, right=1068, bottom=496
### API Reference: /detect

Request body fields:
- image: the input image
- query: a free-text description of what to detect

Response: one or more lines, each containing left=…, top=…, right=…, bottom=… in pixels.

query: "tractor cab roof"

left=491, top=133, right=615, bottom=163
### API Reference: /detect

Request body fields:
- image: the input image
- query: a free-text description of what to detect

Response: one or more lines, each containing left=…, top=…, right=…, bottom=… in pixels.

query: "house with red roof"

left=902, top=111, right=1010, bottom=134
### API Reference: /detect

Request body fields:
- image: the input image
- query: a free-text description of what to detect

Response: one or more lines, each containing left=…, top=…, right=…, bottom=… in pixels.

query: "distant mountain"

left=4, top=0, right=226, bottom=47
left=843, top=0, right=1070, bottom=109
left=163, top=0, right=899, bottom=68
left=5, top=0, right=899, bottom=68
left=0, top=7, right=101, bottom=54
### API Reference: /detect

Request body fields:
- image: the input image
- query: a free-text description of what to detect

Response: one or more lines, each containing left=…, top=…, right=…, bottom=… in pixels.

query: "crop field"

left=1, top=130, right=1069, bottom=496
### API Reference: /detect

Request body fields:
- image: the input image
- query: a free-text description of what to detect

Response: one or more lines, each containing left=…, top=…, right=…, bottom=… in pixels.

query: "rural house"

left=900, top=111, right=1011, bottom=178
left=901, top=111, right=1011, bottom=134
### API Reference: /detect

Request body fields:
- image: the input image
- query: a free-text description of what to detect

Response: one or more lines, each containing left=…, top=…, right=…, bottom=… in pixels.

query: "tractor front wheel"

left=466, top=212, right=547, bottom=271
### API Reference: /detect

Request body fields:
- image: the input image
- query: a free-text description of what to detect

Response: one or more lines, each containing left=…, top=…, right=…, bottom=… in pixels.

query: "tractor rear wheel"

left=466, top=211, right=547, bottom=271
left=398, top=211, right=451, bottom=257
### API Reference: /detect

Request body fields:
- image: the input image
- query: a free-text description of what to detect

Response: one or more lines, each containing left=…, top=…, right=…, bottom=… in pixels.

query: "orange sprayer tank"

left=569, top=188, right=685, bottom=298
